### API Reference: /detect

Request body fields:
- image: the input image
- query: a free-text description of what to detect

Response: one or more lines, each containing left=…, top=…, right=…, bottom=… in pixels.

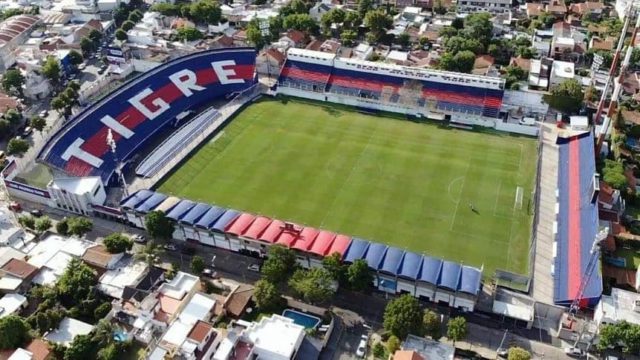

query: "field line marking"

left=493, top=180, right=502, bottom=216
left=449, top=162, right=470, bottom=231
left=447, top=176, right=464, bottom=204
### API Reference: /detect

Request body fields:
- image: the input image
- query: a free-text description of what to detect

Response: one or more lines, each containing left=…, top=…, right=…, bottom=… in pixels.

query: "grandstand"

left=38, top=48, right=257, bottom=184
left=120, top=189, right=483, bottom=311
left=554, top=131, right=602, bottom=307
left=277, top=48, right=505, bottom=119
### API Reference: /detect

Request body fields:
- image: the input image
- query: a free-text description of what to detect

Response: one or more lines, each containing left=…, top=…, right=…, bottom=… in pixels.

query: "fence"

left=127, top=83, right=263, bottom=193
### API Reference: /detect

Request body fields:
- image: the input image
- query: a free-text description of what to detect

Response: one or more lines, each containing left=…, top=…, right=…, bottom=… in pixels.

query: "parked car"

left=564, top=347, right=586, bottom=358
left=21, top=127, right=33, bottom=137
left=39, top=110, right=48, bottom=118
left=202, top=268, right=219, bottom=279
left=497, top=348, right=508, bottom=358
left=30, top=209, right=43, bottom=217
left=132, top=234, right=146, bottom=244
left=519, top=117, right=536, bottom=126
left=356, top=337, right=367, bottom=358
left=163, top=244, right=177, bottom=251
left=247, top=263, right=261, bottom=272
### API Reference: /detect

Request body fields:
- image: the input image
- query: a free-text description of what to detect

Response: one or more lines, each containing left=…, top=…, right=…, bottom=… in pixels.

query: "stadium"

left=2, top=47, right=603, bottom=314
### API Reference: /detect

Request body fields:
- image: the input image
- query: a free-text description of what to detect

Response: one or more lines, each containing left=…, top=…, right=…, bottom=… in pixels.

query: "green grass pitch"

left=159, top=99, right=538, bottom=276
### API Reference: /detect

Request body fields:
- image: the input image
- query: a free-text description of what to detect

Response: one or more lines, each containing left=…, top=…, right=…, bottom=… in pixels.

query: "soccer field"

left=159, top=99, right=538, bottom=275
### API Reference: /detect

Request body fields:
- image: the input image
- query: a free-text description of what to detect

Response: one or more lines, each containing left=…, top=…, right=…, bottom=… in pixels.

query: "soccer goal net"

left=514, top=186, right=524, bottom=210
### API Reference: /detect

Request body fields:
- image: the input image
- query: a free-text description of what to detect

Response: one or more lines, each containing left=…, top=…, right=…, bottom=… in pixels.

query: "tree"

left=372, top=342, right=386, bottom=358
left=30, top=116, right=46, bottom=132
left=18, top=215, right=35, bottom=229
left=451, top=17, right=464, bottom=29
left=283, top=14, right=317, bottom=33
left=189, top=0, right=222, bottom=24
left=151, top=3, right=182, bottom=16
left=103, top=233, right=133, bottom=253
left=322, top=252, right=345, bottom=282
left=358, top=0, right=373, bottom=17
left=64, top=334, right=95, bottom=360
left=516, top=46, right=535, bottom=59
left=344, top=11, right=362, bottom=29
left=34, top=216, right=52, bottom=234
left=88, top=29, right=102, bottom=44
left=128, top=9, right=143, bottom=22
left=80, top=37, right=94, bottom=55
left=340, top=30, right=357, bottom=47
left=288, top=267, right=335, bottom=304
left=5, top=108, right=21, bottom=127
left=446, top=316, right=467, bottom=346
left=423, top=310, right=441, bottom=340
left=56, top=217, right=69, bottom=235
left=364, top=10, right=392, bottom=42
left=67, top=217, right=93, bottom=237
left=383, top=294, right=423, bottom=339
left=115, top=28, right=128, bottom=41
left=191, top=255, right=206, bottom=274
left=0, top=316, right=30, bottom=349
left=346, top=259, right=373, bottom=291
left=433, top=0, right=447, bottom=14
left=67, top=80, right=80, bottom=92
left=97, top=343, right=118, bottom=360
left=387, top=335, right=401, bottom=354
left=445, top=36, right=484, bottom=55
left=262, top=245, right=297, bottom=283
left=92, top=319, right=115, bottom=347
left=145, top=210, right=174, bottom=241
left=176, top=26, right=204, bottom=41
left=2, top=68, right=24, bottom=97
left=598, top=321, right=640, bottom=354
left=462, top=12, right=493, bottom=47
left=135, top=241, right=163, bottom=266
left=281, top=0, right=309, bottom=16
left=121, top=20, right=135, bottom=31
left=439, top=26, right=457, bottom=39
left=508, top=347, right=531, bottom=360
left=57, top=258, right=97, bottom=303
left=0, top=119, right=10, bottom=137
left=254, top=279, right=281, bottom=310
left=41, top=56, right=61, bottom=85
left=246, top=19, right=267, bottom=48
left=321, top=8, right=345, bottom=32
left=544, top=79, right=584, bottom=114
left=51, top=97, right=66, bottom=115
left=7, top=137, right=29, bottom=155
left=440, top=50, right=475, bottom=73
left=396, top=32, right=410, bottom=47
left=94, top=302, right=112, bottom=319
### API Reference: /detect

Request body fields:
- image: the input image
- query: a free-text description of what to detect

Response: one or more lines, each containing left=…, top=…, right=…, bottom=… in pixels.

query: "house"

left=309, top=2, right=334, bottom=21
left=400, top=335, right=455, bottom=360
left=589, top=36, right=614, bottom=52
left=44, top=318, right=94, bottom=346
left=352, top=43, right=373, bottom=60
left=526, top=2, right=545, bottom=17
left=529, top=58, right=553, bottom=89
left=208, top=34, right=234, bottom=49
left=256, top=48, right=285, bottom=78
left=569, top=1, right=604, bottom=20
left=550, top=60, right=575, bottom=86
left=320, top=39, right=341, bottom=54
left=551, top=22, right=575, bottom=60
left=4, top=339, right=52, bottom=360
left=598, top=180, right=624, bottom=222
left=97, top=257, right=148, bottom=299
left=472, top=55, right=495, bottom=76
left=279, top=30, right=306, bottom=49
left=509, top=56, right=531, bottom=72
left=594, top=287, right=640, bottom=326
left=0, top=258, right=38, bottom=293
left=546, top=1, right=568, bottom=18
left=82, top=244, right=124, bottom=270
left=224, top=284, right=254, bottom=318
left=393, top=350, right=425, bottom=360
left=0, top=293, right=27, bottom=318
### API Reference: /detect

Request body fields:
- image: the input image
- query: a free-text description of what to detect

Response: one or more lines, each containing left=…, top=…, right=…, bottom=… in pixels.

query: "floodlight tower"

left=106, top=129, right=129, bottom=197
left=569, top=227, right=609, bottom=316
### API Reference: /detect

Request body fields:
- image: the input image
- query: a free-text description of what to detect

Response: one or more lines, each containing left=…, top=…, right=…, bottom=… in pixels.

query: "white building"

left=594, top=287, right=640, bottom=326
left=457, top=0, right=511, bottom=13
left=550, top=60, right=575, bottom=87
left=0, top=293, right=27, bottom=318
left=97, top=257, right=148, bottom=299
left=615, top=0, right=640, bottom=19
left=44, top=317, right=94, bottom=346
left=48, top=177, right=107, bottom=216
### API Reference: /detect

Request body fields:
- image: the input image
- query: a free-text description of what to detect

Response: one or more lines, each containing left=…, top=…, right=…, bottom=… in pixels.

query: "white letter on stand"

left=100, top=115, right=134, bottom=139
left=169, top=69, right=205, bottom=97
left=61, top=138, right=104, bottom=168
left=128, top=88, right=170, bottom=119
left=211, top=60, right=244, bottom=85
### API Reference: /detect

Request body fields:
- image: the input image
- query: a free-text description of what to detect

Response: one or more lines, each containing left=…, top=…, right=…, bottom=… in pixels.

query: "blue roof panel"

left=211, top=209, right=239, bottom=232
left=438, top=261, right=462, bottom=290
left=459, top=266, right=482, bottom=295
left=180, top=203, right=211, bottom=225
left=397, top=251, right=422, bottom=280
left=364, top=243, right=388, bottom=270
left=195, top=206, right=227, bottom=229
left=165, top=200, right=196, bottom=221
left=343, top=238, right=370, bottom=263
left=135, top=193, right=167, bottom=213
left=418, top=256, right=443, bottom=284
left=120, top=189, right=153, bottom=209
left=380, top=247, right=404, bottom=275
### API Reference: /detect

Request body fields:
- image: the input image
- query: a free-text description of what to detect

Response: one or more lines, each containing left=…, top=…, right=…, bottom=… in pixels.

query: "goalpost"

left=514, top=186, right=524, bottom=210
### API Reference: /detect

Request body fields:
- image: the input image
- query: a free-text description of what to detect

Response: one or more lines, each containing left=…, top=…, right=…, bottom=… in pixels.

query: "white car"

left=163, top=244, right=177, bottom=251
left=564, top=347, right=585, bottom=358
left=247, top=264, right=261, bottom=272
left=519, top=117, right=536, bottom=126
left=356, top=338, right=367, bottom=357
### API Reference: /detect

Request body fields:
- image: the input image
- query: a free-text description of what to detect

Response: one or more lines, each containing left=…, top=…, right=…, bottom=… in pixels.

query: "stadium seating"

left=278, top=60, right=332, bottom=91
left=135, top=108, right=220, bottom=178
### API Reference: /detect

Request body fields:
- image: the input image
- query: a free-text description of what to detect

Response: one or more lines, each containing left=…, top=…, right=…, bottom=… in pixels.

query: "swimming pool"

left=282, top=309, right=321, bottom=329
left=113, top=329, right=128, bottom=342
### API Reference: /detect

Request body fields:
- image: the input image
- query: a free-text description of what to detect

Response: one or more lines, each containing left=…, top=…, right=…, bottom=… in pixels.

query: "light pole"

left=496, top=329, right=508, bottom=359
left=106, top=129, right=128, bottom=197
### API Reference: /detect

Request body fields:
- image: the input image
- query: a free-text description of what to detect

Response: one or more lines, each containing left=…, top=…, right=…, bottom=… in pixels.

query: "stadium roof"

left=165, top=200, right=195, bottom=221
left=225, top=213, right=256, bottom=235
left=459, top=266, right=482, bottom=295
left=308, top=231, right=336, bottom=256
left=259, top=220, right=284, bottom=243
left=438, top=261, right=462, bottom=290
left=195, top=206, right=227, bottom=229
left=365, top=243, right=388, bottom=270
left=344, top=238, right=371, bottom=263
left=275, top=225, right=302, bottom=247
left=380, top=247, right=404, bottom=275
left=135, top=193, right=167, bottom=213
left=419, top=256, right=443, bottom=285
left=242, top=216, right=272, bottom=239
left=211, top=210, right=239, bottom=232
left=292, top=227, right=319, bottom=251
left=554, top=131, right=603, bottom=306
left=120, top=189, right=153, bottom=210
left=327, top=234, right=351, bottom=257
left=180, top=203, right=211, bottom=225
left=397, top=251, right=422, bottom=280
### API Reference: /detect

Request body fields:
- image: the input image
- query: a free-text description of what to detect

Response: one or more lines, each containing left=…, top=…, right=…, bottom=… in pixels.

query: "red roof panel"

left=308, top=230, right=336, bottom=256
left=292, top=227, right=319, bottom=251
left=241, top=216, right=272, bottom=239
left=258, top=220, right=284, bottom=243
left=275, top=223, right=302, bottom=247
left=225, top=213, right=256, bottom=236
left=327, top=235, right=352, bottom=257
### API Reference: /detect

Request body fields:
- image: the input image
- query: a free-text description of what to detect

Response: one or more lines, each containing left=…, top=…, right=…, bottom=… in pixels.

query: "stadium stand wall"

left=120, top=189, right=483, bottom=312
left=38, top=48, right=257, bottom=185
left=0, top=160, right=52, bottom=205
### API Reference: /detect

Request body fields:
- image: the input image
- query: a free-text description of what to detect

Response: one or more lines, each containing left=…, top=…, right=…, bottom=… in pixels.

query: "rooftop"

left=401, top=334, right=454, bottom=360
left=82, top=244, right=117, bottom=268
left=44, top=317, right=94, bottom=346
left=1, top=258, right=37, bottom=279
left=159, top=271, right=199, bottom=300
left=98, top=257, right=148, bottom=299
left=49, top=177, right=101, bottom=195
left=26, top=234, right=93, bottom=268
left=243, top=314, right=305, bottom=359
left=597, top=287, right=640, bottom=325
left=0, top=293, right=26, bottom=318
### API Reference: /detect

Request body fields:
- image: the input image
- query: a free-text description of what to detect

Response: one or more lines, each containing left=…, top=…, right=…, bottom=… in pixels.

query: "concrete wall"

left=495, top=121, right=540, bottom=136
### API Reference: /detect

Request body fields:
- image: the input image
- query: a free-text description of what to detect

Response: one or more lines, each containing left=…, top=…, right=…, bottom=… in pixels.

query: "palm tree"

left=92, top=319, right=115, bottom=347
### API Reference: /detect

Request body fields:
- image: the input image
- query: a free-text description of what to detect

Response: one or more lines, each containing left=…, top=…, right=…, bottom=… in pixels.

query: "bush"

left=372, top=342, right=386, bottom=359
left=94, top=302, right=112, bottom=320
left=56, top=218, right=69, bottom=235
left=387, top=335, right=400, bottom=354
